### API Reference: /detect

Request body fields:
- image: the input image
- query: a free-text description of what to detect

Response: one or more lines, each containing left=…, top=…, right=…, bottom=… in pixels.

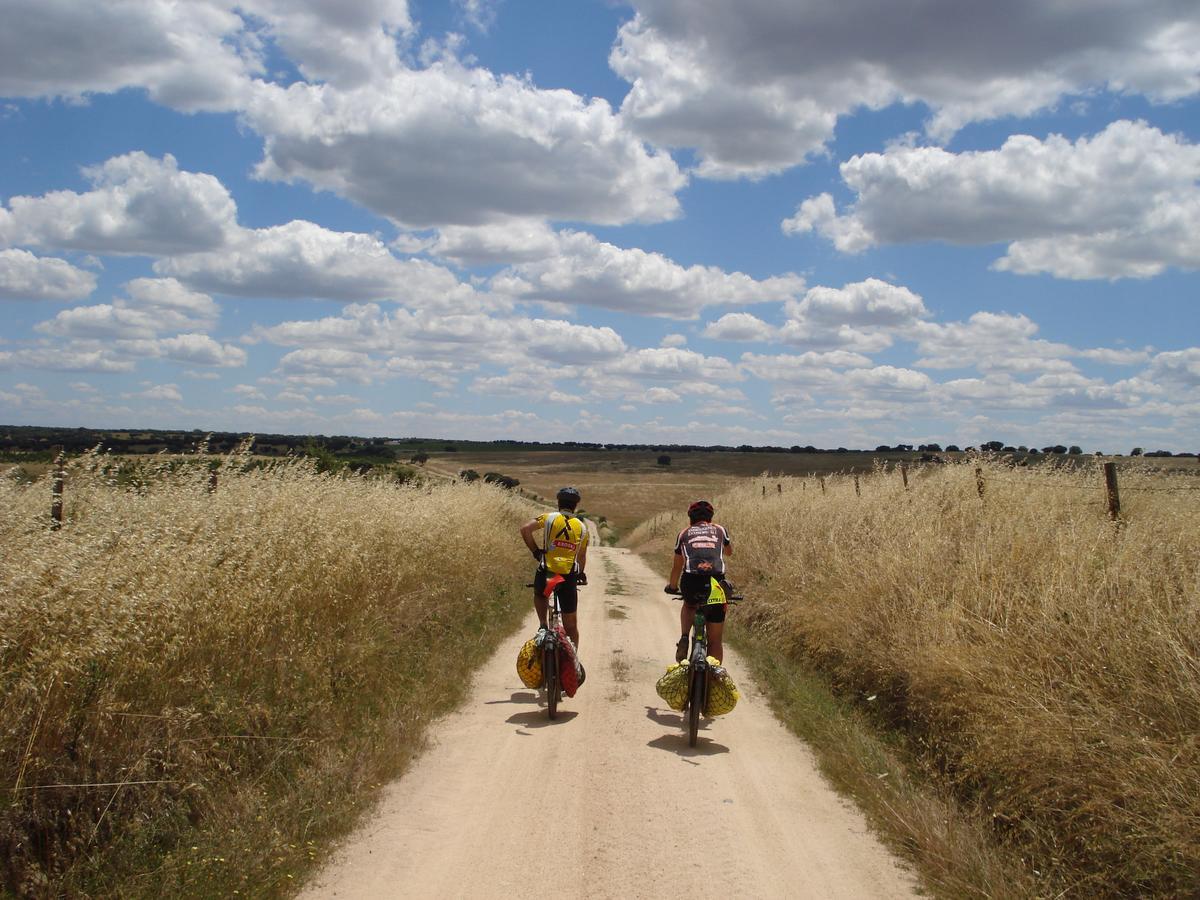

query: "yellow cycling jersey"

left=537, top=511, right=587, bottom=575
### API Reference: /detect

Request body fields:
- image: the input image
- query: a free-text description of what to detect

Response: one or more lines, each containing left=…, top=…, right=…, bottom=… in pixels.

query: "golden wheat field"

left=0, top=450, right=532, bottom=897
left=629, top=458, right=1200, bottom=897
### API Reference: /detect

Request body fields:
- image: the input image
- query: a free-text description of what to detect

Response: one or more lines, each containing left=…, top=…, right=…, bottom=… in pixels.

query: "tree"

left=409, top=452, right=429, bottom=464
left=982, top=440, right=1004, bottom=452
left=945, top=444, right=960, bottom=452
left=657, top=454, right=671, bottom=466
left=1130, top=447, right=1143, bottom=456
left=1068, top=446, right=1083, bottom=455
left=459, top=469, right=480, bottom=481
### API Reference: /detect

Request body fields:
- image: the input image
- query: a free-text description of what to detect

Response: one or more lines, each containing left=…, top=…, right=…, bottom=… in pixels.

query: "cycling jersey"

left=674, top=522, right=730, bottom=575
left=537, top=511, right=587, bottom=575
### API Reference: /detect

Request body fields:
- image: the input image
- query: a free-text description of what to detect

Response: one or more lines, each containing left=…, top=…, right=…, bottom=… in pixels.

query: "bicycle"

left=526, top=574, right=586, bottom=720
left=664, top=582, right=741, bottom=746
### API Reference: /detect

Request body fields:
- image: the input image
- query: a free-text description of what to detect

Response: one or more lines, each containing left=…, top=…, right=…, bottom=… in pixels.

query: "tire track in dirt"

left=300, top=545, right=918, bottom=899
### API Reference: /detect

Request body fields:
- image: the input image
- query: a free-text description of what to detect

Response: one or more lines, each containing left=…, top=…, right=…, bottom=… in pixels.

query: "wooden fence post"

left=762, top=484, right=766, bottom=498
left=1102, top=462, right=1121, bottom=521
left=777, top=483, right=782, bottom=494
left=900, top=464, right=909, bottom=490
left=819, top=476, right=826, bottom=495
left=854, top=475, right=861, bottom=497
left=975, top=466, right=985, bottom=499
left=50, top=446, right=65, bottom=530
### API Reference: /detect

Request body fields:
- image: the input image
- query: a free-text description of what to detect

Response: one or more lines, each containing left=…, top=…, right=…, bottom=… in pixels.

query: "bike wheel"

left=545, top=645, right=559, bottom=720
left=687, top=667, right=703, bottom=746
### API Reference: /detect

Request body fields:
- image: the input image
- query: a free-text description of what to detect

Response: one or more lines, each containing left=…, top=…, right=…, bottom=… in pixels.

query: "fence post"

left=208, top=469, right=218, bottom=493
left=1102, top=462, right=1121, bottom=521
left=819, top=476, right=826, bottom=495
left=50, top=446, right=65, bottom=529
left=975, top=467, right=985, bottom=499
left=900, top=464, right=909, bottom=490
left=777, top=483, right=782, bottom=494
left=854, top=474, right=861, bottom=497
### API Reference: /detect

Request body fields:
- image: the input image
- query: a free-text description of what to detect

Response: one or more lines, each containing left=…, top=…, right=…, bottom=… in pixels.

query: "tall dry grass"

left=0, top=449, right=531, bottom=897
left=630, top=459, right=1200, bottom=897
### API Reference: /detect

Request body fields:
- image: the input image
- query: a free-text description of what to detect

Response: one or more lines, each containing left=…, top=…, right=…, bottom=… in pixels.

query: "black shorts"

left=533, top=569, right=579, bottom=615
left=679, top=572, right=727, bottom=623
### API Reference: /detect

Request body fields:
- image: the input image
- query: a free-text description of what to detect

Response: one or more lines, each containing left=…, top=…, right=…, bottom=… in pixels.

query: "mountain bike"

left=665, top=582, right=741, bottom=746
left=527, top=575, right=585, bottom=720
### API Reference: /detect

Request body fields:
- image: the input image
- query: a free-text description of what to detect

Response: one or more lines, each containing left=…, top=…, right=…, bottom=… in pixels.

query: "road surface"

left=300, top=542, right=918, bottom=899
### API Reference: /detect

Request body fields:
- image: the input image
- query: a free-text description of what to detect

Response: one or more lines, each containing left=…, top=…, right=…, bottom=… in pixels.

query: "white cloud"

left=788, top=121, right=1200, bottom=278
left=231, top=384, right=267, bottom=401
left=0, top=249, right=97, bottom=300
left=123, top=334, right=247, bottom=368
left=244, top=59, right=685, bottom=229
left=660, top=333, right=687, bottom=348
left=2, top=153, right=238, bottom=255
left=491, top=230, right=804, bottom=318
left=613, top=1, right=1200, bottom=178
left=0, top=0, right=257, bottom=111
left=126, top=383, right=183, bottom=403
left=159, top=220, right=484, bottom=310
left=37, top=278, right=218, bottom=339
left=417, top=219, right=562, bottom=266
left=609, top=347, right=740, bottom=381
left=704, top=312, right=774, bottom=342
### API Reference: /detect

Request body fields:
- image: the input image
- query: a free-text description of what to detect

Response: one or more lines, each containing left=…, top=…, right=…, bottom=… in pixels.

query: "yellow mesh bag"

left=516, top=638, right=543, bottom=689
left=705, top=660, right=739, bottom=717
left=656, top=661, right=690, bottom=711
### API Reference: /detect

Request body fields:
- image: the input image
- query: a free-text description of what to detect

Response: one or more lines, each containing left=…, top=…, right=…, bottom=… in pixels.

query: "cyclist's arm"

left=667, top=552, right=684, bottom=590
left=519, top=519, right=542, bottom=558
left=577, top=539, right=588, bottom=574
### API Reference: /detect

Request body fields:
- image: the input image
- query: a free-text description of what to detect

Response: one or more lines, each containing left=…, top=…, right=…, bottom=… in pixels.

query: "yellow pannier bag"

left=656, top=661, right=690, bottom=711
left=705, top=658, right=739, bottom=717
left=516, top=638, right=543, bottom=689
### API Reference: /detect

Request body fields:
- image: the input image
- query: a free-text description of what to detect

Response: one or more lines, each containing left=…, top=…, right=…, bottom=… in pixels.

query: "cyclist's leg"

left=533, top=569, right=549, bottom=628
left=704, top=603, right=727, bottom=663
left=678, top=573, right=707, bottom=657
left=558, top=576, right=580, bottom=648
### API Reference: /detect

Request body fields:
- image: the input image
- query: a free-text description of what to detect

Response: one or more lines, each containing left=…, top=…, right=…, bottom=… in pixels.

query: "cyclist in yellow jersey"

left=520, top=487, right=589, bottom=649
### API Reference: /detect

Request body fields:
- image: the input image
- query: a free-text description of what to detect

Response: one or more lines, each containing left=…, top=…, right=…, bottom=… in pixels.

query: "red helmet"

left=687, top=499, right=714, bottom=522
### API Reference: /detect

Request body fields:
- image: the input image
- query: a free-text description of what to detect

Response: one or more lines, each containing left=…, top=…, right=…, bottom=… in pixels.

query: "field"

left=5, top=446, right=1198, bottom=897
left=421, top=448, right=919, bottom=537
left=0, top=451, right=532, bottom=897
left=628, top=458, right=1200, bottom=897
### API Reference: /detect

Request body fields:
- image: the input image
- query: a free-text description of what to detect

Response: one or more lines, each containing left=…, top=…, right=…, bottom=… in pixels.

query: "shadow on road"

left=506, top=709, right=579, bottom=728
left=643, top=706, right=729, bottom=757
left=485, top=691, right=539, bottom=705
left=646, top=733, right=730, bottom=758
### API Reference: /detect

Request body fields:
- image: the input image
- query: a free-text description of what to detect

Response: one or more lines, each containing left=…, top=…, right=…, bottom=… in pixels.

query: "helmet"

left=687, top=499, right=714, bottom=522
left=556, top=486, right=581, bottom=508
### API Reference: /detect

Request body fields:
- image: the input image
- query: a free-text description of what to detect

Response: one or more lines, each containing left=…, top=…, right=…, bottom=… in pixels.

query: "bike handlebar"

left=664, top=585, right=743, bottom=602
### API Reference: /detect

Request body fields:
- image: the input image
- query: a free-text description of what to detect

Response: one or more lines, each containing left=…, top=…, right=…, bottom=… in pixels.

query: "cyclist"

left=666, top=500, right=732, bottom=664
left=519, top=487, right=589, bottom=650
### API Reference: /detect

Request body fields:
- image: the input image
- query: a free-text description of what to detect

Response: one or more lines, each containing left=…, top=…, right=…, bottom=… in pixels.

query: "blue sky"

left=1, top=0, right=1198, bottom=451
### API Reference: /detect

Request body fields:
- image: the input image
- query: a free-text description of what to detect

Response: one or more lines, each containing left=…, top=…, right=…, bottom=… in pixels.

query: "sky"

left=1, top=0, right=1198, bottom=452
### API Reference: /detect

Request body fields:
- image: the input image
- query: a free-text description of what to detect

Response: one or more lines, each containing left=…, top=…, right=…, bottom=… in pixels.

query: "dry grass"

left=0, top=449, right=531, bottom=897
left=631, top=459, right=1200, bottom=897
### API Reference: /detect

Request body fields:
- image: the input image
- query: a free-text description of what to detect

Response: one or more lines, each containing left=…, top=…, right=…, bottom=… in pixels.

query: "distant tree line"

left=2, top=426, right=1194, bottom=460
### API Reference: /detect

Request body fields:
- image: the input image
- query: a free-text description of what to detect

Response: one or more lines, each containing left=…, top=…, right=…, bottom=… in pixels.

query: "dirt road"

left=300, top=544, right=918, bottom=899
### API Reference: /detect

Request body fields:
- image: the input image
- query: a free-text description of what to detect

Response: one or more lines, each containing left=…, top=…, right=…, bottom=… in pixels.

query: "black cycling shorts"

left=679, top=572, right=727, bottom=623
left=534, top=568, right=579, bottom=615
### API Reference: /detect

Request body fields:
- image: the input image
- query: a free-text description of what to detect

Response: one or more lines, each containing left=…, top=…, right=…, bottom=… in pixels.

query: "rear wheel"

left=687, top=666, right=703, bottom=746
left=545, top=645, right=559, bottom=720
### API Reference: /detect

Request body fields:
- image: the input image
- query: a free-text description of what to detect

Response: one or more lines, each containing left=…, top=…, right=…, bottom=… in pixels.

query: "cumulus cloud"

left=37, top=278, right=218, bottom=339
left=159, top=221, right=484, bottom=310
left=0, top=249, right=97, bottom=300
left=704, top=312, right=775, bottom=342
left=491, top=230, right=804, bottom=318
left=785, top=121, right=1200, bottom=278
left=2, top=153, right=238, bottom=255
left=244, top=60, right=685, bottom=229
left=613, top=0, right=1200, bottom=178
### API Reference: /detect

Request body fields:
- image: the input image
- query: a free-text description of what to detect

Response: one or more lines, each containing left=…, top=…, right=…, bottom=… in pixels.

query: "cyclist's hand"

left=576, top=572, right=588, bottom=586
left=664, top=584, right=681, bottom=595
